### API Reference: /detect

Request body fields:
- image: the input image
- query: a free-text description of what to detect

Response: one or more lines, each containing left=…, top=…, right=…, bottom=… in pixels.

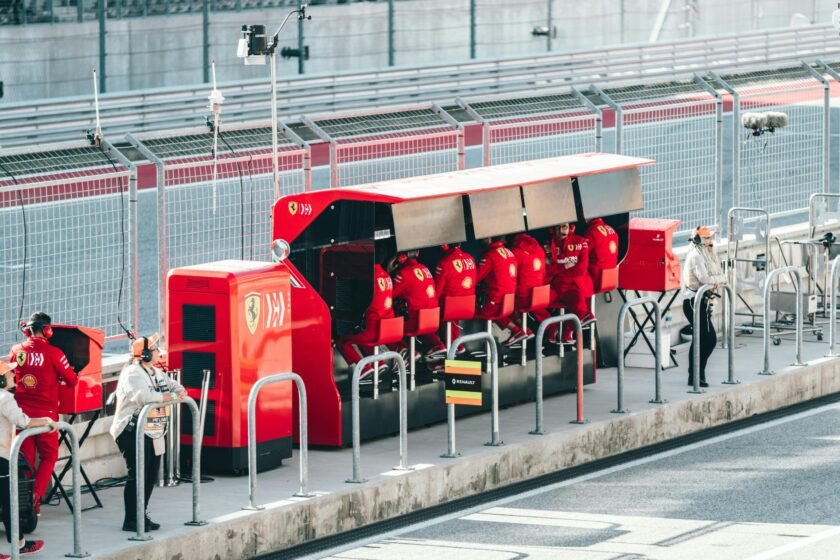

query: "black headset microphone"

left=140, top=337, right=154, bottom=363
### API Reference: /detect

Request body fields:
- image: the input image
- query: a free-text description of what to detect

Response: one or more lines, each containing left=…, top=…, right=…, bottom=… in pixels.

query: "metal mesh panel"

left=313, top=109, right=448, bottom=139
left=0, top=159, right=131, bottom=351
left=607, top=82, right=719, bottom=233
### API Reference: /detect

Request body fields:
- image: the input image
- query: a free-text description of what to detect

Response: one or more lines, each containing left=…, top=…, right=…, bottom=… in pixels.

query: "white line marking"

left=743, top=525, right=840, bottom=560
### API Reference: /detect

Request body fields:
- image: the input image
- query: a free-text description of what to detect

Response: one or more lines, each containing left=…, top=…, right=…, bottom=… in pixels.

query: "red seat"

left=593, top=267, right=619, bottom=294
left=405, top=307, right=440, bottom=337
left=371, top=316, right=405, bottom=346
left=441, top=295, right=476, bottom=323
left=475, top=293, right=515, bottom=321
left=516, top=284, right=551, bottom=313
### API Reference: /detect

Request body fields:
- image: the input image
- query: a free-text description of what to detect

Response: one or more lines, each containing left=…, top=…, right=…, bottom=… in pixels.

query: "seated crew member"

left=434, top=243, right=477, bottom=354
left=8, top=311, right=78, bottom=515
left=547, top=224, right=595, bottom=343
left=476, top=236, right=518, bottom=322
left=336, top=262, right=395, bottom=381
left=390, top=251, right=447, bottom=366
left=584, top=217, right=619, bottom=287
left=498, top=233, right=547, bottom=346
left=682, top=226, right=726, bottom=388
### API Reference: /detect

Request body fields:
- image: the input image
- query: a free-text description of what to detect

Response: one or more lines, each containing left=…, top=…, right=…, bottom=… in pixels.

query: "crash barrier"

left=10, top=424, right=87, bottom=560
left=726, top=206, right=771, bottom=342
left=347, top=352, right=412, bottom=483
left=828, top=257, right=840, bottom=357
left=690, top=285, right=737, bottom=393
left=130, top=396, right=204, bottom=541
left=760, top=266, right=806, bottom=375
left=441, top=331, right=501, bottom=458
left=614, top=297, right=664, bottom=413
left=163, top=368, right=182, bottom=487
left=245, top=372, right=313, bottom=509
left=532, top=314, right=586, bottom=434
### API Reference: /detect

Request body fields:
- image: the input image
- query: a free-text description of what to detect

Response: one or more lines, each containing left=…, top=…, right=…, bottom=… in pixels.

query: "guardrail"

left=614, top=297, right=664, bottom=413
left=130, top=396, right=204, bottom=541
left=347, top=352, right=412, bottom=484
left=828, top=256, right=840, bottom=358
left=245, top=372, right=313, bottom=510
left=689, top=285, right=737, bottom=392
left=2, top=25, right=839, bottom=147
left=532, top=314, right=586, bottom=434
left=10, top=424, right=87, bottom=560
left=760, top=266, right=806, bottom=375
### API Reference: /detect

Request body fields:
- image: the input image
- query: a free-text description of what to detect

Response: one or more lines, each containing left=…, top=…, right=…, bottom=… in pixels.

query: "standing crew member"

left=390, top=251, right=446, bottom=364
left=110, top=333, right=186, bottom=532
left=0, top=361, right=52, bottom=557
left=584, top=217, right=619, bottom=287
left=682, top=226, right=726, bottom=388
left=499, top=233, right=546, bottom=345
left=548, top=224, right=595, bottom=343
left=433, top=243, right=477, bottom=352
left=337, top=262, right=395, bottom=381
left=476, top=237, right=518, bottom=319
left=8, top=311, right=77, bottom=515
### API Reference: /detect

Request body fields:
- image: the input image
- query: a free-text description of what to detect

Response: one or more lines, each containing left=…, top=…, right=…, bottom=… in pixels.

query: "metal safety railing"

left=10, top=424, right=88, bottom=560
left=531, top=314, right=586, bottom=435
left=760, top=266, right=806, bottom=375
left=614, top=297, right=664, bottom=413
left=245, top=372, right=313, bottom=510
left=130, top=396, right=205, bottom=541
left=807, top=193, right=840, bottom=313
left=827, top=256, right=840, bottom=358
left=689, top=285, right=737, bottom=392
left=441, top=331, right=500, bottom=459
left=347, top=352, right=412, bottom=484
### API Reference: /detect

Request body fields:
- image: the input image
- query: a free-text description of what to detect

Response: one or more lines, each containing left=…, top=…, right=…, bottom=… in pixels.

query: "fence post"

left=469, top=0, right=476, bottom=59
left=388, top=0, right=394, bottom=66
left=245, top=372, right=312, bottom=510
left=532, top=314, right=586, bottom=434
left=347, top=351, right=412, bottom=483
left=614, top=296, right=664, bottom=412
left=760, top=266, right=806, bottom=375
left=11, top=424, right=89, bottom=559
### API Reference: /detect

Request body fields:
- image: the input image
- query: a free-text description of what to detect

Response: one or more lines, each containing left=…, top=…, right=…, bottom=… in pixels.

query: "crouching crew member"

left=476, top=236, right=518, bottom=321
left=499, top=233, right=547, bottom=345
left=434, top=243, right=477, bottom=353
left=584, top=217, right=619, bottom=287
left=111, top=333, right=186, bottom=532
left=337, top=262, right=395, bottom=381
left=548, top=224, right=595, bottom=343
left=8, top=311, right=77, bottom=515
left=390, top=251, right=447, bottom=365
left=0, top=360, right=53, bottom=557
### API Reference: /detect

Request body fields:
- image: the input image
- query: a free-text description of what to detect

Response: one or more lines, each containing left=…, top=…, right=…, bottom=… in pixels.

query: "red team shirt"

left=476, top=241, right=518, bottom=299
left=434, top=246, right=477, bottom=298
left=393, top=258, right=438, bottom=310
left=585, top=217, right=619, bottom=278
left=9, top=336, right=78, bottom=416
left=510, top=234, right=546, bottom=298
left=367, top=264, right=395, bottom=320
left=550, top=232, right=594, bottom=297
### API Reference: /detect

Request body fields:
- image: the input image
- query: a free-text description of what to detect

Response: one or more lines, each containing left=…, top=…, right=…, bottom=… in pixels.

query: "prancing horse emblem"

left=245, top=292, right=261, bottom=335
left=288, top=201, right=298, bottom=215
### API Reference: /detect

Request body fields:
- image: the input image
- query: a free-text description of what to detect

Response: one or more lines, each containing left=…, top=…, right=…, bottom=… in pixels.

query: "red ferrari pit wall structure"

left=127, top=123, right=310, bottom=338
left=302, top=105, right=464, bottom=188
left=0, top=142, right=133, bottom=352
left=457, top=90, right=599, bottom=167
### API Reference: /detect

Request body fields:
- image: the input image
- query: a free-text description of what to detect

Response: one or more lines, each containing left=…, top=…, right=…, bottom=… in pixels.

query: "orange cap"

left=696, top=226, right=713, bottom=238
left=0, top=361, right=16, bottom=376
left=131, top=333, right=160, bottom=358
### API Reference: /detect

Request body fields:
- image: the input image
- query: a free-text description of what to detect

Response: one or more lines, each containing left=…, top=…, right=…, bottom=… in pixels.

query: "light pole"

left=237, top=6, right=311, bottom=198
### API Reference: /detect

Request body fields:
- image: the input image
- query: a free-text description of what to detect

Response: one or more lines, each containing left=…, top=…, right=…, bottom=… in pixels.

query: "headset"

left=691, top=226, right=712, bottom=246
left=140, top=337, right=154, bottom=363
left=21, top=320, right=52, bottom=339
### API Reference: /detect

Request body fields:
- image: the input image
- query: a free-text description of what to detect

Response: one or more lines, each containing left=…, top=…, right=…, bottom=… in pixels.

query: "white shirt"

left=109, top=362, right=184, bottom=442
left=0, top=391, right=30, bottom=461
left=682, top=246, right=727, bottom=300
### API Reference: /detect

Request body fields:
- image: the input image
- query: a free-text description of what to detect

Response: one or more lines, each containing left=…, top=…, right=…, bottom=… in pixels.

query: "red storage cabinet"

left=619, top=217, right=682, bottom=292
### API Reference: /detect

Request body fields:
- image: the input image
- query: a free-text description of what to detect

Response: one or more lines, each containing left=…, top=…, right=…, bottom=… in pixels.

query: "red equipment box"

left=167, top=260, right=293, bottom=475
left=49, top=324, right=104, bottom=414
left=618, top=217, right=682, bottom=292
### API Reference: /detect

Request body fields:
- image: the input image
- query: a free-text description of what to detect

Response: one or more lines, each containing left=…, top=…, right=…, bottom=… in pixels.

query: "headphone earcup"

left=42, top=326, right=53, bottom=339
left=140, top=337, right=153, bottom=362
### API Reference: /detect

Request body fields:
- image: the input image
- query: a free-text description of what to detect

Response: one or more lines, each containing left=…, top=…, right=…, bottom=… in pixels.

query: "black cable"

left=0, top=161, right=27, bottom=330
left=216, top=131, right=251, bottom=261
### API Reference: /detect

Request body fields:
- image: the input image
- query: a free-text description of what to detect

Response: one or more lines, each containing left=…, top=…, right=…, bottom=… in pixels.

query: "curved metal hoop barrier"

left=10, top=423, right=88, bottom=560
left=347, top=352, right=412, bottom=484
left=760, top=266, right=806, bottom=375
left=689, top=285, right=737, bottom=392
left=245, top=372, right=313, bottom=511
left=614, top=297, right=664, bottom=413
left=827, top=256, right=840, bottom=357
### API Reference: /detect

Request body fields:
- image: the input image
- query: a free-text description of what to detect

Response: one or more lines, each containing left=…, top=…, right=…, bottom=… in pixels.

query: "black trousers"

left=116, top=429, right=161, bottom=524
left=0, top=458, right=22, bottom=544
left=683, top=296, right=716, bottom=383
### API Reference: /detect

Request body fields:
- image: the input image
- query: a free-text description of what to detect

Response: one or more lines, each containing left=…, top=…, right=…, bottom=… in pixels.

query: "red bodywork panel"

left=167, top=261, right=293, bottom=451
left=619, top=217, right=682, bottom=292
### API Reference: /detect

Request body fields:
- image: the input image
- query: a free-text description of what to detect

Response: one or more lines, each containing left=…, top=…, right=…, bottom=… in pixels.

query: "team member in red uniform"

left=548, top=224, right=595, bottom=343
left=476, top=237, right=518, bottom=320
left=390, top=251, right=446, bottom=364
left=8, top=311, right=78, bottom=513
left=433, top=243, right=477, bottom=350
left=498, top=233, right=547, bottom=345
left=584, top=217, right=619, bottom=287
left=337, top=263, right=395, bottom=380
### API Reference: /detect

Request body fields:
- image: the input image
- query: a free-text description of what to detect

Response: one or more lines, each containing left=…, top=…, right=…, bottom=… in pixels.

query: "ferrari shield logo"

left=378, top=277, right=386, bottom=291
left=414, top=268, right=425, bottom=282
left=597, top=225, right=607, bottom=236
left=453, top=259, right=463, bottom=273
left=288, top=201, right=298, bottom=215
left=15, top=352, right=26, bottom=367
left=496, top=247, right=507, bottom=258
left=245, top=292, right=261, bottom=335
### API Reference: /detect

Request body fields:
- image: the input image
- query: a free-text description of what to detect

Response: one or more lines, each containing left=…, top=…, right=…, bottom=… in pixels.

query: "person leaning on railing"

left=0, top=360, right=55, bottom=558
left=109, top=333, right=185, bottom=533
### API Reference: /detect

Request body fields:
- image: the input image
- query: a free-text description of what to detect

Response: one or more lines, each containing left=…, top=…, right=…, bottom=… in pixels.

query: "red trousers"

left=552, top=286, right=590, bottom=338
left=20, top=429, right=58, bottom=500
left=338, top=327, right=380, bottom=366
